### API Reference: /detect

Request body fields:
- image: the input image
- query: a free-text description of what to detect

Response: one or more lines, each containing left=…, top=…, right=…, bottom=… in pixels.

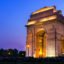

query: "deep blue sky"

left=0, top=0, right=64, bottom=51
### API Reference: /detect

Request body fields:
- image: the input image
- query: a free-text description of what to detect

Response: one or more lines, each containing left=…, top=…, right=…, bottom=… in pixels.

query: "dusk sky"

left=0, top=0, right=64, bottom=51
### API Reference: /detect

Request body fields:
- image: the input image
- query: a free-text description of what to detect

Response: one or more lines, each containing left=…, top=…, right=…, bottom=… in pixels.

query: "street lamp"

left=26, top=44, right=30, bottom=56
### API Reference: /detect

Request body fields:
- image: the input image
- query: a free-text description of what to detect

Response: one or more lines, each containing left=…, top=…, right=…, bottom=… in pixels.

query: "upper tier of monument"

left=32, top=6, right=56, bottom=15
left=26, top=6, right=64, bottom=26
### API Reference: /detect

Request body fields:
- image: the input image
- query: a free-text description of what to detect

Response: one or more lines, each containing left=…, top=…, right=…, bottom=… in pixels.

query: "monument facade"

left=26, top=6, right=64, bottom=58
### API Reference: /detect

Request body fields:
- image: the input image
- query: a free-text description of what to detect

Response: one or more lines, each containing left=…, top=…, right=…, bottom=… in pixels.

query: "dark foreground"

left=0, top=57, right=64, bottom=64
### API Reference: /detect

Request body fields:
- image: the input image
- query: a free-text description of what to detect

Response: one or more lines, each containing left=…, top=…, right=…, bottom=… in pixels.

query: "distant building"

left=26, top=6, right=64, bottom=58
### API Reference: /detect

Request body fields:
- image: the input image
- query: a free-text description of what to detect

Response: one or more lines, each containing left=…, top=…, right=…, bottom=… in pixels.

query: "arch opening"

left=35, top=30, right=46, bottom=58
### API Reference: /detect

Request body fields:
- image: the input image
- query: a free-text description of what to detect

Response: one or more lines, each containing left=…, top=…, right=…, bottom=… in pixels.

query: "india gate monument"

left=26, top=6, right=64, bottom=58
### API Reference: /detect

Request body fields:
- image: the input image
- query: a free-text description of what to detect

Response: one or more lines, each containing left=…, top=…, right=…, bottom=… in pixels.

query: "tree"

left=0, top=49, right=4, bottom=57
left=18, top=51, right=26, bottom=58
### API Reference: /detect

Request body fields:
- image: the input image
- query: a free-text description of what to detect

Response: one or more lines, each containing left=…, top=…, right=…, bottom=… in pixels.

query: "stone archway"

left=36, top=30, right=46, bottom=58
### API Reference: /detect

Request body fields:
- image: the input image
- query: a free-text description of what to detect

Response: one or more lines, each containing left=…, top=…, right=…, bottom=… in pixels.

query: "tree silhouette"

left=0, top=49, right=4, bottom=57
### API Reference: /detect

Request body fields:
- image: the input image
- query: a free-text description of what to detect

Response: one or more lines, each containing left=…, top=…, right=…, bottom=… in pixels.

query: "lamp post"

left=26, top=44, right=30, bottom=56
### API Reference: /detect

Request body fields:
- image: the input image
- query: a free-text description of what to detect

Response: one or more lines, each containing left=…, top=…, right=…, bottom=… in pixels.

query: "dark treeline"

left=0, top=49, right=64, bottom=63
left=0, top=49, right=25, bottom=58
